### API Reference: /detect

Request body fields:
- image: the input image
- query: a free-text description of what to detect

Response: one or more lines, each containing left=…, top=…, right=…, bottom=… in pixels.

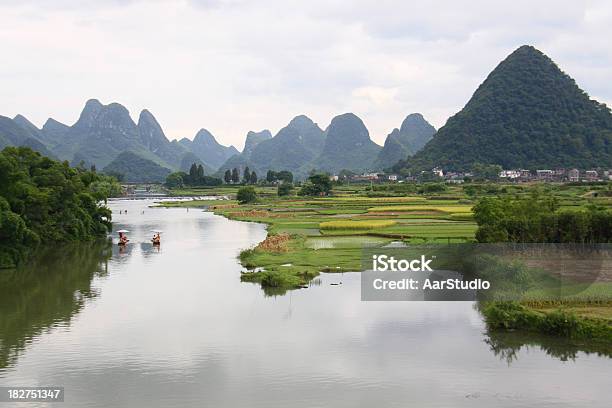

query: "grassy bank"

left=481, top=301, right=612, bottom=343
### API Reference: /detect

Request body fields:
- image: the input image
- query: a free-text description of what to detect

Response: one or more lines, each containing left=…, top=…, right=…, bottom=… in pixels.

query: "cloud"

left=0, top=0, right=611, bottom=146
left=352, top=86, right=398, bottom=106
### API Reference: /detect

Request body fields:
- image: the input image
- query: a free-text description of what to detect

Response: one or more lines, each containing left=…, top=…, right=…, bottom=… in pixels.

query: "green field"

left=157, top=181, right=612, bottom=333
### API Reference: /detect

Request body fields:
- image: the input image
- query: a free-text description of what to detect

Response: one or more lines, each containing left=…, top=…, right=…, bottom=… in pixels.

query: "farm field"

left=158, top=181, right=612, bottom=336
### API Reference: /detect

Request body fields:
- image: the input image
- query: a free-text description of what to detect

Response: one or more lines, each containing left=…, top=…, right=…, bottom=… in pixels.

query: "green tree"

left=189, top=163, right=198, bottom=182
left=231, top=168, right=240, bottom=183
left=266, top=170, right=277, bottom=183
left=277, top=170, right=293, bottom=183
left=224, top=169, right=232, bottom=184
left=0, top=147, right=113, bottom=268
left=244, top=166, right=251, bottom=184
left=0, top=196, right=38, bottom=268
left=237, top=186, right=257, bottom=204
left=250, top=171, right=257, bottom=184
left=299, top=174, right=332, bottom=196
left=278, top=183, right=293, bottom=196
left=165, top=172, right=185, bottom=189
left=472, top=163, right=502, bottom=181
left=197, top=164, right=205, bottom=179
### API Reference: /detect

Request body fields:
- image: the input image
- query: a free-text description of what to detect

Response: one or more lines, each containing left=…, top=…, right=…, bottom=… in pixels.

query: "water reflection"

left=0, top=241, right=112, bottom=370
left=1, top=201, right=610, bottom=407
left=484, top=329, right=612, bottom=364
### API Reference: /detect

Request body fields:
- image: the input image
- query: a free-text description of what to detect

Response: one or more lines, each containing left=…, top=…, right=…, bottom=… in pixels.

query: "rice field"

left=305, top=236, right=391, bottom=249
left=319, top=220, right=397, bottom=230
left=367, top=205, right=474, bottom=213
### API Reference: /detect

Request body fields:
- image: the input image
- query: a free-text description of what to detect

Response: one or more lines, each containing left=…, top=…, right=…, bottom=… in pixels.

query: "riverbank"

left=481, top=302, right=612, bottom=344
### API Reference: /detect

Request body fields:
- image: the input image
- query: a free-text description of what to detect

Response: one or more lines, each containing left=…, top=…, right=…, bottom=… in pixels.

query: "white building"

left=568, top=169, right=579, bottom=182
left=499, top=170, right=521, bottom=179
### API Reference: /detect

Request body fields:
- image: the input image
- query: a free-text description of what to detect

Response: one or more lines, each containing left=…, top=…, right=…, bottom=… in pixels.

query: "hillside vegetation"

left=401, top=45, right=612, bottom=171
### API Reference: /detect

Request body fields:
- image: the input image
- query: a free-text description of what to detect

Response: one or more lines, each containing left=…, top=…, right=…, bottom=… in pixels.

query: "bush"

left=278, top=183, right=294, bottom=196
left=299, top=174, right=332, bottom=196
left=165, top=172, right=185, bottom=188
left=237, top=186, right=257, bottom=204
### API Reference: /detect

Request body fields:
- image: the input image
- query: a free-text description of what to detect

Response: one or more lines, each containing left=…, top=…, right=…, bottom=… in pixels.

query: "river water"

left=0, top=199, right=610, bottom=407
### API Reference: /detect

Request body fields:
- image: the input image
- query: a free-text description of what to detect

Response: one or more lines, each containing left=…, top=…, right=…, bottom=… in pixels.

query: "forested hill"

left=403, top=45, right=612, bottom=171
left=0, top=147, right=119, bottom=268
left=374, top=113, right=435, bottom=169
left=103, top=151, right=171, bottom=183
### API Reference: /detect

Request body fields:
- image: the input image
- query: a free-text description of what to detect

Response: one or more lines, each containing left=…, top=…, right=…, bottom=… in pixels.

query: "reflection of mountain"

left=0, top=241, right=112, bottom=369
left=484, top=329, right=612, bottom=364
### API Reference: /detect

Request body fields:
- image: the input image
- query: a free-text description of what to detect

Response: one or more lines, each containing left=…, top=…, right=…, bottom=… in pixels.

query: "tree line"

left=224, top=166, right=258, bottom=184
left=0, top=147, right=118, bottom=268
left=473, top=192, right=612, bottom=243
left=165, top=163, right=223, bottom=188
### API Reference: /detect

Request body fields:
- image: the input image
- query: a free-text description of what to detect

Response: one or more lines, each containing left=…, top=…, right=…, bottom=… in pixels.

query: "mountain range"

left=1, top=99, right=431, bottom=181
left=4, top=45, right=602, bottom=182
left=216, top=113, right=433, bottom=178
left=402, top=45, right=612, bottom=171
left=0, top=99, right=239, bottom=181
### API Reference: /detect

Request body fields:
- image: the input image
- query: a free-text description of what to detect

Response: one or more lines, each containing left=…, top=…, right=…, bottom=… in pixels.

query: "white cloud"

left=0, top=0, right=610, bottom=146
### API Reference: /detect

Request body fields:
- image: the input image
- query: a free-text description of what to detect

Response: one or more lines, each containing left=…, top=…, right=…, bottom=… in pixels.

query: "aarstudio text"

left=370, top=254, right=491, bottom=291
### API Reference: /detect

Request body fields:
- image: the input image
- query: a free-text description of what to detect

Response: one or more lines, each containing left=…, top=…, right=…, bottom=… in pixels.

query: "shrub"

left=236, top=186, right=257, bottom=204
left=278, top=183, right=294, bottom=196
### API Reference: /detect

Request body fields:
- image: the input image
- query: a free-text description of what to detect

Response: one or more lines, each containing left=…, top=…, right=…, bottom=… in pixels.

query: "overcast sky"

left=1, top=0, right=611, bottom=148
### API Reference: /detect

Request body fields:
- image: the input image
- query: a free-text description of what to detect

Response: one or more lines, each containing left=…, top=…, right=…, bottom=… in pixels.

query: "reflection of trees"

left=484, top=329, right=612, bottom=365
left=0, top=240, right=112, bottom=370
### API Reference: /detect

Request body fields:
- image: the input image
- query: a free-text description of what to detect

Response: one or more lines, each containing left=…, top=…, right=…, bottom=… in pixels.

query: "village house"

left=536, top=169, right=554, bottom=181
left=432, top=167, right=444, bottom=178
left=350, top=172, right=380, bottom=182
left=499, top=170, right=521, bottom=179
left=585, top=170, right=598, bottom=181
left=568, top=168, right=580, bottom=182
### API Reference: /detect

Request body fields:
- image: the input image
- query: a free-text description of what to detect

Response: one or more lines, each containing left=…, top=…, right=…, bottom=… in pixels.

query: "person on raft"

left=119, top=232, right=129, bottom=245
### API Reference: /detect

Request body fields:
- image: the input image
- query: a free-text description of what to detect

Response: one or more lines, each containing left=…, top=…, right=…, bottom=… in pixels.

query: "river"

left=0, top=199, right=610, bottom=407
